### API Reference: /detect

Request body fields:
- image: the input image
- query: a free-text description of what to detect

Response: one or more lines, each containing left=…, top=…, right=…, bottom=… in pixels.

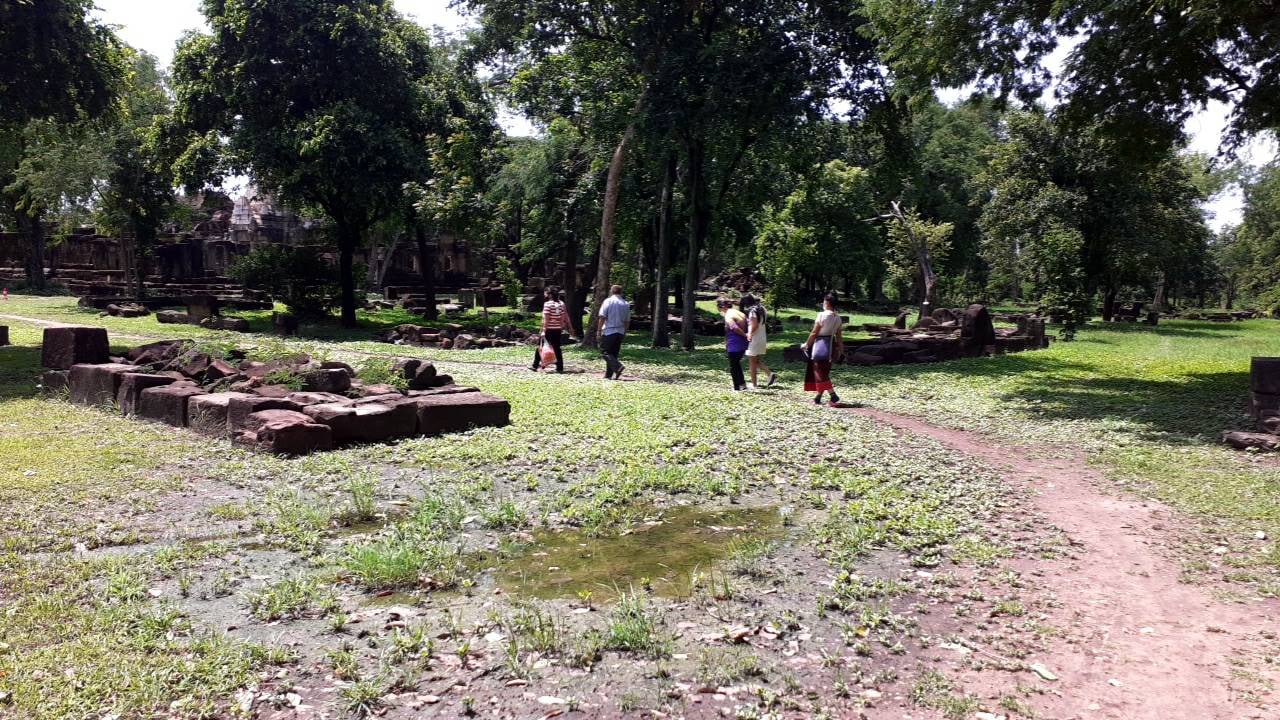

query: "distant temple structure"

left=0, top=192, right=475, bottom=299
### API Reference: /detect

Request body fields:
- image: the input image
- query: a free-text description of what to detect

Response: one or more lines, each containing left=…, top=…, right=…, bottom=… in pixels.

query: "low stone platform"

left=41, top=329, right=511, bottom=455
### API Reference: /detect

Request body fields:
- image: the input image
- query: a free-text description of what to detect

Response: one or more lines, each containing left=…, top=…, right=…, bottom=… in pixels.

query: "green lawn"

left=1, top=294, right=1277, bottom=717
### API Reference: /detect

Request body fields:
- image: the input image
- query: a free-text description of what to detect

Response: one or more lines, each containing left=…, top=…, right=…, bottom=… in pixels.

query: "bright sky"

left=95, top=0, right=1273, bottom=229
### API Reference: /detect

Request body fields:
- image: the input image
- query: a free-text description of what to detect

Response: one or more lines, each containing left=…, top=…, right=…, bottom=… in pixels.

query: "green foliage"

left=356, top=357, right=409, bottom=392
left=229, top=245, right=341, bottom=317
left=494, top=255, right=521, bottom=309
left=171, top=0, right=447, bottom=326
left=755, top=161, right=879, bottom=308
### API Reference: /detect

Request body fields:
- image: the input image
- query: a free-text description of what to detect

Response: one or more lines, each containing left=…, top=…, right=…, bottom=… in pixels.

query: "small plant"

left=327, top=644, right=360, bottom=681
left=244, top=575, right=330, bottom=621
left=342, top=477, right=378, bottom=524
left=494, top=255, right=521, bottom=309
left=696, top=647, right=764, bottom=686
left=341, top=539, right=464, bottom=591
left=262, top=368, right=305, bottom=390
left=340, top=677, right=385, bottom=717
left=356, top=357, right=409, bottom=391
left=604, top=589, right=670, bottom=658
left=507, top=604, right=563, bottom=653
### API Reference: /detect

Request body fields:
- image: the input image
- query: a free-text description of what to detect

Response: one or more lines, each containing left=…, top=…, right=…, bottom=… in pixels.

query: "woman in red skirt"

left=803, top=292, right=844, bottom=405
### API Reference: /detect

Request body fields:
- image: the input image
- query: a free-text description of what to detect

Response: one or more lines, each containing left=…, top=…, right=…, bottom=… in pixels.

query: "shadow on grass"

left=0, top=345, right=43, bottom=400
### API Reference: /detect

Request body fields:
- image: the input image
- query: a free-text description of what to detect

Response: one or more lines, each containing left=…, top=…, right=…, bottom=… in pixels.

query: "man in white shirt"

left=597, top=284, right=630, bottom=379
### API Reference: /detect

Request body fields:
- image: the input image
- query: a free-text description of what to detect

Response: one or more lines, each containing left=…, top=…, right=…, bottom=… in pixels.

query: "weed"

left=605, top=590, right=671, bottom=658
left=244, top=575, right=331, bottom=621
left=341, top=539, right=464, bottom=591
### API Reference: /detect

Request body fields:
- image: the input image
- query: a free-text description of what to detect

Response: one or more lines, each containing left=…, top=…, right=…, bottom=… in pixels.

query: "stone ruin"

left=783, top=304, right=1049, bottom=367
left=377, top=322, right=541, bottom=350
left=1221, top=357, right=1280, bottom=452
left=701, top=267, right=768, bottom=295
left=37, top=325, right=510, bottom=455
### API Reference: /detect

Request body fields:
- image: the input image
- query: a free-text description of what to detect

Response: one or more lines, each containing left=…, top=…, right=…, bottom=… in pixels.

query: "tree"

left=0, top=0, right=123, bottom=289
left=406, top=39, right=501, bottom=321
left=1231, top=162, right=1280, bottom=313
left=885, top=202, right=953, bottom=318
left=979, top=110, right=1212, bottom=332
left=95, top=51, right=178, bottom=298
left=172, top=0, right=444, bottom=327
left=863, top=0, right=1279, bottom=148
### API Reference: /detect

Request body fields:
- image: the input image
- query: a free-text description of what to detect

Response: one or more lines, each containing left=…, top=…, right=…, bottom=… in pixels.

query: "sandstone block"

left=137, top=384, right=206, bottom=426
left=407, top=392, right=510, bottom=435
left=302, top=368, right=351, bottom=393
left=227, top=396, right=304, bottom=431
left=116, top=373, right=178, bottom=416
left=188, top=391, right=253, bottom=435
left=42, top=326, right=109, bottom=369
left=303, top=401, right=417, bottom=444
left=41, top=369, right=69, bottom=394
left=68, top=363, right=135, bottom=406
left=247, top=410, right=332, bottom=454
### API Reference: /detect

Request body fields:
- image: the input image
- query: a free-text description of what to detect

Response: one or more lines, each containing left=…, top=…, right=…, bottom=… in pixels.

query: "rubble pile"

left=783, top=304, right=1050, bottom=367
left=39, top=325, right=510, bottom=455
left=376, top=322, right=540, bottom=349
left=701, top=267, right=768, bottom=294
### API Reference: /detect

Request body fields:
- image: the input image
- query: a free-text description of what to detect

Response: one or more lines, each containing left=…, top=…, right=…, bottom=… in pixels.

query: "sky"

left=94, top=0, right=1274, bottom=229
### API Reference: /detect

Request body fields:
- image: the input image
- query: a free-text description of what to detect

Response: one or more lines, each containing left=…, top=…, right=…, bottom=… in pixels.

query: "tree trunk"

left=134, top=218, right=157, bottom=300
left=1152, top=272, right=1168, bottom=312
left=414, top=224, right=438, bottom=321
left=681, top=138, right=707, bottom=351
left=1102, top=285, right=1117, bottom=321
left=652, top=153, right=677, bottom=348
left=15, top=208, right=46, bottom=291
left=562, top=230, right=581, bottom=336
left=337, top=223, right=360, bottom=328
left=583, top=121, right=641, bottom=348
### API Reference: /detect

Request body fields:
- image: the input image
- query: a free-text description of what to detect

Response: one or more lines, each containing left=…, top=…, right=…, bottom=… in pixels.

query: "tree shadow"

left=1091, top=320, right=1262, bottom=340
left=0, top=345, right=43, bottom=400
left=991, top=370, right=1250, bottom=440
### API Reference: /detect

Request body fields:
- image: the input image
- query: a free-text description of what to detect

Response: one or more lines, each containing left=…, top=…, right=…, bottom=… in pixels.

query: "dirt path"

left=849, top=406, right=1278, bottom=720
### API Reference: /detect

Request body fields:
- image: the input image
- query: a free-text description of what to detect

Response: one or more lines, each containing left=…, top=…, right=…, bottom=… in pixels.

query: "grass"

left=2, top=293, right=1279, bottom=714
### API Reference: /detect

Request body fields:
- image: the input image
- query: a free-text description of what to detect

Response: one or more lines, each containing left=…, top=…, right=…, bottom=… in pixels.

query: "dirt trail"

left=849, top=406, right=1278, bottom=720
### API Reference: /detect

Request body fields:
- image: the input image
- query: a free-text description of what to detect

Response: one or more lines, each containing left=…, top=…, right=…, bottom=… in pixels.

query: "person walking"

left=719, top=298, right=749, bottom=391
left=530, top=285, right=566, bottom=373
left=740, top=294, right=777, bottom=389
left=803, top=292, right=844, bottom=405
left=597, top=284, right=630, bottom=379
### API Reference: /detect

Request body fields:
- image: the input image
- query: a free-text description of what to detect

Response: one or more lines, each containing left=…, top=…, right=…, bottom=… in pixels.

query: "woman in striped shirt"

left=530, top=285, right=566, bottom=373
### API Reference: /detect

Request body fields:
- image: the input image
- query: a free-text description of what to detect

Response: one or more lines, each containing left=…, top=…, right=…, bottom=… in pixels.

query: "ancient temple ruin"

left=0, top=192, right=476, bottom=302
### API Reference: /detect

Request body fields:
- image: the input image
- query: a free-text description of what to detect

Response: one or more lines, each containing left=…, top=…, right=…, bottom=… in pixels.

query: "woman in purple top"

left=719, top=298, right=749, bottom=391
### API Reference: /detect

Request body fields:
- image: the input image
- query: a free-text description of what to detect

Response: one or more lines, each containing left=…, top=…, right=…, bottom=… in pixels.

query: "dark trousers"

left=531, top=329, right=564, bottom=372
left=728, top=350, right=746, bottom=390
left=601, top=332, right=624, bottom=378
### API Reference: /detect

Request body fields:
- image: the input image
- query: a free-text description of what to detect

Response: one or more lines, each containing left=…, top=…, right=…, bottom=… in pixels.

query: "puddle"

left=490, top=505, right=785, bottom=601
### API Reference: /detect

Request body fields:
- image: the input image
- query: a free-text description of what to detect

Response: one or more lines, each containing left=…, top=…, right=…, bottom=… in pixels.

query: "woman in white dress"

left=740, top=294, right=776, bottom=389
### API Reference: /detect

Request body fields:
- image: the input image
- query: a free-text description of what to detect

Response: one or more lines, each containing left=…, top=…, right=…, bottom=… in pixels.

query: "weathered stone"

left=128, top=339, right=188, bottom=366
left=303, top=401, right=417, bottom=444
left=40, top=369, right=69, bottom=394
left=930, top=307, right=958, bottom=323
left=453, top=334, right=475, bottom=350
left=1260, top=414, right=1280, bottom=435
left=252, top=384, right=295, bottom=398
left=219, top=316, right=250, bottom=332
left=1250, top=357, right=1280, bottom=395
left=227, top=396, right=304, bottom=431
left=903, top=350, right=938, bottom=364
left=360, top=383, right=402, bottom=397
left=188, top=391, right=253, bottom=435
left=156, top=310, right=190, bottom=324
left=1251, top=391, right=1280, bottom=421
left=407, top=362, right=438, bottom=390
left=392, top=357, right=422, bottom=378
left=287, top=391, right=352, bottom=406
left=68, top=362, right=136, bottom=405
left=440, top=338, right=454, bottom=349
left=783, top=345, right=808, bottom=363
left=961, top=303, right=996, bottom=352
left=205, top=358, right=237, bottom=380
left=177, top=352, right=213, bottom=378
left=406, top=385, right=479, bottom=398
left=320, top=360, right=356, bottom=375
left=1222, top=431, right=1280, bottom=452
left=0, top=325, right=8, bottom=346
left=42, top=326, right=110, bottom=369
left=273, top=312, right=299, bottom=336
left=302, top=367, right=351, bottom=393
left=137, top=384, right=206, bottom=426
left=407, top=392, right=510, bottom=435
left=243, top=408, right=314, bottom=432
left=246, top=410, right=333, bottom=454
left=183, top=294, right=221, bottom=322
left=116, top=373, right=178, bottom=415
